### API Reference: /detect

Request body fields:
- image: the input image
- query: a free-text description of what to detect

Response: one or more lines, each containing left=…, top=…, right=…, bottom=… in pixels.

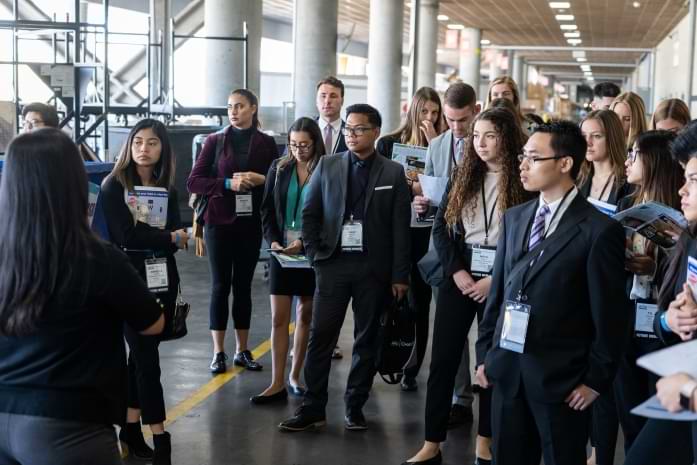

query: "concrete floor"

left=142, top=251, right=623, bottom=465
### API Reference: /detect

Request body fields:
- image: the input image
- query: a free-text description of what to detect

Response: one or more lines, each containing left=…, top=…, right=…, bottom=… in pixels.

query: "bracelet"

left=174, top=232, right=180, bottom=246
left=660, top=311, right=673, bottom=333
left=225, top=178, right=232, bottom=190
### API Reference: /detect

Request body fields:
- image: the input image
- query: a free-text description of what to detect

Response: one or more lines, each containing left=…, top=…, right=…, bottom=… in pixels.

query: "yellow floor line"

left=142, top=323, right=295, bottom=438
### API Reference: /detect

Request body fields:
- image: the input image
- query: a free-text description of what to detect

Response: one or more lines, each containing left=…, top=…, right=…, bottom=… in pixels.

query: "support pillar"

left=416, top=0, right=438, bottom=89
left=367, top=0, right=404, bottom=133
left=293, top=0, right=338, bottom=119
left=489, top=52, right=501, bottom=84
left=149, top=0, right=171, bottom=102
left=204, top=0, right=262, bottom=106
left=512, top=53, right=524, bottom=89
left=458, top=27, right=481, bottom=92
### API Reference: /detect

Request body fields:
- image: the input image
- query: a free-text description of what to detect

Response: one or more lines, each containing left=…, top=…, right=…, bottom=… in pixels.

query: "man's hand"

left=668, top=284, right=697, bottom=340
left=625, top=254, right=656, bottom=276
left=452, top=270, right=475, bottom=295
left=464, top=277, right=491, bottom=303
left=565, top=384, right=599, bottom=411
left=475, top=365, right=490, bottom=389
left=270, top=241, right=284, bottom=251
left=283, top=240, right=303, bottom=255
left=657, top=373, right=694, bottom=412
left=392, top=283, right=409, bottom=300
left=413, top=195, right=431, bottom=214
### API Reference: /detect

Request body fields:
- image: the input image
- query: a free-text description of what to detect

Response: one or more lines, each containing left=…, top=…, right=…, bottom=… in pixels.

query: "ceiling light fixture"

left=567, top=38, right=582, bottom=45
left=560, top=24, right=578, bottom=30
left=576, top=57, right=587, bottom=62
left=447, top=24, right=465, bottom=30
left=564, top=32, right=581, bottom=38
left=480, top=39, right=491, bottom=45
left=556, top=14, right=575, bottom=20
left=633, top=1, right=641, bottom=7
left=549, top=2, right=571, bottom=8
left=572, top=50, right=586, bottom=57
left=437, top=14, right=449, bottom=21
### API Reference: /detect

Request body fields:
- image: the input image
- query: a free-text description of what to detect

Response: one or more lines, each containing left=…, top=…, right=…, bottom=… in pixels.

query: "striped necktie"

left=528, top=204, right=550, bottom=250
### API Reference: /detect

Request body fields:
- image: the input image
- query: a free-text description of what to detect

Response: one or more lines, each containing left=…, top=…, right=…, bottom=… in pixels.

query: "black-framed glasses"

left=288, top=142, right=314, bottom=153
left=517, top=154, right=565, bottom=165
left=342, top=126, right=374, bottom=136
left=627, top=148, right=641, bottom=163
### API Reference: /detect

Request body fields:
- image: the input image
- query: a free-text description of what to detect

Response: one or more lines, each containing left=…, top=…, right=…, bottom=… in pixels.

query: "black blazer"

left=579, top=176, right=633, bottom=206
left=376, top=134, right=400, bottom=159
left=261, top=158, right=307, bottom=246
left=475, top=193, right=632, bottom=402
left=301, top=151, right=412, bottom=284
left=432, top=180, right=475, bottom=277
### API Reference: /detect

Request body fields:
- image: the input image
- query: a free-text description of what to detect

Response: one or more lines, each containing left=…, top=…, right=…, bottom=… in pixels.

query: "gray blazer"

left=301, top=151, right=412, bottom=284
left=424, top=129, right=454, bottom=178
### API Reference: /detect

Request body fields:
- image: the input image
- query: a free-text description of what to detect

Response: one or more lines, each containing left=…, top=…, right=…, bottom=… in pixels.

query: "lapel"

left=514, top=200, right=540, bottom=263
left=364, top=153, right=385, bottom=215
left=444, top=130, right=454, bottom=173
left=277, top=160, right=294, bottom=217
left=519, top=195, right=589, bottom=287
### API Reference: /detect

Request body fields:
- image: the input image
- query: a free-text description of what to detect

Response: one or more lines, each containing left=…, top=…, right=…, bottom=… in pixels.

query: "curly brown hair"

left=444, top=108, right=531, bottom=226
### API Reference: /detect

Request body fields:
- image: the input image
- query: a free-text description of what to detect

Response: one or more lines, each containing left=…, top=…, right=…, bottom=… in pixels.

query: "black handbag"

left=161, top=286, right=190, bottom=341
left=376, top=297, right=416, bottom=384
left=417, top=248, right=444, bottom=288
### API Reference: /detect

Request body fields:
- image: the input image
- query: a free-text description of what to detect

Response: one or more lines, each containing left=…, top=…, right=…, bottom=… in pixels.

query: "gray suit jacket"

left=301, top=151, right=412, bottom=284
left=425, top=129, right=454, bottom=177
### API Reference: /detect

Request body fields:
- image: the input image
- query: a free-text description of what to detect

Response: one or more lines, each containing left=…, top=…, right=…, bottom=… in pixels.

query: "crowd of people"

left=2, top=73, right=697, bottom=465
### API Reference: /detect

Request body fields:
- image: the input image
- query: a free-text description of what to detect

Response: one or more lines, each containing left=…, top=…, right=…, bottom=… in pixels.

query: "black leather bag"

left=161, top=286, right=190, bottom=341
left=417, top=248, right=444, bottom=288
left=376, top=297, right=416, bottom=384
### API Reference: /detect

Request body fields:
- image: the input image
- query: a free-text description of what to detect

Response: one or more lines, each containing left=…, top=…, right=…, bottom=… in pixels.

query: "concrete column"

left=149, top=0, right=171, bottom=102
left=416, top=0, right=439, bottom=89
left=367, top=0, right=404, bottom=133
left=458, top=27, right=481, bottom=93
left=512, top=53, right=524, bottom=90
left=204, top=0, right=263, bottom=106
left=293, top=0, right=338, bottom=119
left=522, top=62, right=529, bottom=100
left=489, top=52, right=501, bottom=84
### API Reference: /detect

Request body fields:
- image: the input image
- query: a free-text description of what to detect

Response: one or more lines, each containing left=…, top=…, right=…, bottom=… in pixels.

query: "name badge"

left=634, top=302, right=658, bottom=338
left=500, top=300, right=531, bottom=354
left=471, top=245, right=496, bottom=277
left=341, top=220, right=363, bottom=252
left=285, top=228, right=302, bottom=246
left=587, top=197, right=617, bottom=216
left=145, top=258, right=169, bottom=293
left=236, top=193, right=253, bottom=216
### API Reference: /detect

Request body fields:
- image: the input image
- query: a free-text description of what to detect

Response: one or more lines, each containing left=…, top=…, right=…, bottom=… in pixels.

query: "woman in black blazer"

left=101, top=119, right=188, bottom=465
left=252, top=117, right=326, bottom=404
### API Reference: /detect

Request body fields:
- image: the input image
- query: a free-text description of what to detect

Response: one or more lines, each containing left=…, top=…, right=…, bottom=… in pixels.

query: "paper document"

left=271, top=252, right=311, bottom=269
left=612, top=201, right=687, bottom=248
left=688, top=256, right=697, bottom=302
left=392, top=143, right=427, bottom=179
left=125, top=186, right=169, bottom=229
left=637, top=339, right=697, bottom=378
left=631, top=395, right=697, bottom=421
left=417, top=174, right=448, bottom=207
left=88, top=182, right=100, bottom=227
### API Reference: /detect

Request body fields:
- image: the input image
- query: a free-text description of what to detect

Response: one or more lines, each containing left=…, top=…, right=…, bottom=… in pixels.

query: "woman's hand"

left=270, top=241, right=284, bottom=251
left=656, top=373, right=694, bottom=412
left=625, top=254, right=656, bottom=276
left=453, top=270, right=475, bottom=294
left=283, top=240, right=303, bottom=255
left=464, top=276, right=492, bottom=303
left=238, top=171, right=265, bottom=187
left=171, top=229, right=189, bottom=250
left=420, top=120, right=438, bottom=143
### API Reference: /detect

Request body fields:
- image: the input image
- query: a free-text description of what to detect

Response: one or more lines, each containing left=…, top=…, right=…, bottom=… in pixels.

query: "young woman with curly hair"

left=403, top=108, right=534, bottom=465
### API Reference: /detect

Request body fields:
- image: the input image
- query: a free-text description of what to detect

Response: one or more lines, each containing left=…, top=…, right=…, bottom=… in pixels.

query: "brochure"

left=418, top=174, right=448, bottom=207
left=637, top=339, right=697, bottom=378
left=271, top=252, right=311, bottom=269
left=88, top=182, right=100, bottom=227
left=612, top=201, right=687, bottom=248
left=689, top=256, right=697, bottom=303
left=392, top=143, right=427, bottom=179
left=631, top=395, right=697, bottom=421
left=125, top=186, right=169, bottom=229
left=587, top=197, right=618, bottom=216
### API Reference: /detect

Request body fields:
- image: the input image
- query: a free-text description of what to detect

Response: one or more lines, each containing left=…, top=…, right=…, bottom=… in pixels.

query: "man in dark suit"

left=474, top=121, right=631, bottom=465
left=315, top=76, right=348, bottom=155
left=278, top=104, right=411, bottom=432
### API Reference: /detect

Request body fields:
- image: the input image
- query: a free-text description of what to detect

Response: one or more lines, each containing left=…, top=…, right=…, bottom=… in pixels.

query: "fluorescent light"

left=587, top=77, right=595, bottom=81
left=549, top=2, right=571, bottom=7
left=437, top=14, right=449, bottom=21
left=572, top=50, right=586, bottom=57
left=556, top=14, right=575, bottom=20
left=567, top=38, right=582, bottom=45
left=447, top=24, right=465, bottom=30
left=633, top=1, right=641, bottom=7
left=584, top=72, right=594, bottom=76
left=560, top=24, right=578, bottom=30
left=436, top=49, right=445, bottom=54
left=564, top=32, right=581, bottom=38
left=480, top=39, right=491, bottom=45
left=576, top=57, right=587, bottom=62
left=581, top=66, right=591, bottom=72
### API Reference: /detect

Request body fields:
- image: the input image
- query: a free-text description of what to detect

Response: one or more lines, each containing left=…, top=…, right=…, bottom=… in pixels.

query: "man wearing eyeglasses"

left=279, top=104, right=411, bottom=433
left=474, top=121, right=630, bottom=465
left=21, top=103, right=58, bottom=132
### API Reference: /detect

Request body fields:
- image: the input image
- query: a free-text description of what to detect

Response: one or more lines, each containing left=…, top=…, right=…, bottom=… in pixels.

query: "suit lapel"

left=514, top=200, right=539, bottom=262
left=445, top=131, right=454, bottom=173
left=364, top=155, right=385, bottom=215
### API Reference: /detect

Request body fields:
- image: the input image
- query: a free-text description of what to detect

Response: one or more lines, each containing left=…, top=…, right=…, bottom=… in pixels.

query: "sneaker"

left=210, top=352, right=227, bottom=374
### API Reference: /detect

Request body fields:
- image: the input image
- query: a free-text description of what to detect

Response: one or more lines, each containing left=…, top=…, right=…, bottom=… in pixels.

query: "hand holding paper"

left=417, top=174, right=448, bottom=207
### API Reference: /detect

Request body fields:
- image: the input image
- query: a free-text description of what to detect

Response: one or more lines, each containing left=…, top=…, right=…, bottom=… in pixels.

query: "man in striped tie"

left=473, top=121, right=631, bottom=465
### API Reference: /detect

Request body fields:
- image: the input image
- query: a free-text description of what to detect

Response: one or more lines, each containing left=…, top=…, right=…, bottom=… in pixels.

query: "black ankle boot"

left=152, top=431, right=172, bottom=465
left=118, top=422, right=153, bottom=460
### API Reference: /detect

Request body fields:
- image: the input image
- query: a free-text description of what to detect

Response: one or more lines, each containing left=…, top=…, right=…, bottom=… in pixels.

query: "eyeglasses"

left=627, top=148, right=641, bottom=163
left=288, top=143, right=314, bottom=153
left=342, top=126, right=375, bottom=136
left=22, top=119, right=44, bottom=129
left=517, top=154, right=565, bottom=165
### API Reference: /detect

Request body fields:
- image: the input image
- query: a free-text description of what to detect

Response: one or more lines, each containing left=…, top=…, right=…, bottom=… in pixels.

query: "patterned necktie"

left=528, top=204, right=550, bottom=250
left=323, top=124, right=333, bottom=155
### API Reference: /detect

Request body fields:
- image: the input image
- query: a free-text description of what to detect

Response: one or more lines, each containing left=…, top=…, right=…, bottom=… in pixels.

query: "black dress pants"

left=623, top=418, right=694, bottom=465
left=492, top=383, right=589, bottom=465
left=404, top=226, right=433, bottom=379
left=125, top=326, right=165, bottom=425
left=301, top=255, right=392, bottom=415
left=424, top=277, right=490, bottom=442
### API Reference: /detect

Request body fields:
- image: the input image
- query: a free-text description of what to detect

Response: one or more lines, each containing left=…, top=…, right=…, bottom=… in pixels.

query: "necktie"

left=323, top=124, right=333, bottom=155
left=528, top=204, right=550, bottom=250
left=455, top=138, right=464, bottom=164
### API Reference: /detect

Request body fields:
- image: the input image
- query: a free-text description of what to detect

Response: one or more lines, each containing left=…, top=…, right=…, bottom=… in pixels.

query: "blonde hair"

left=577, top=110, right=627, bottom=188
left=486, top=76, right=529, bottom=127
left=650, top=98, right=691, bottom=130
left=610, top=91, right=647, bottom=147
left=386, top=87, right=444, bottom=147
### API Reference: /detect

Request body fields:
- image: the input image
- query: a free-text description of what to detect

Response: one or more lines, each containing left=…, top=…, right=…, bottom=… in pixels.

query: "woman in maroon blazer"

left=187, top=88, right=279, bottom=374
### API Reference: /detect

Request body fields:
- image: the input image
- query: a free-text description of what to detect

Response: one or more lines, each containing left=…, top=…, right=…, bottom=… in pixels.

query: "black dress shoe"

left=332, top=345, right=343, bottom=359
left=447, top=404, right=473, bottom=428
left=288, top=384, right=306, bottom=397
left=474, top=457, right=492, bottom=465
left=118, top=422, right=153, bottom=460
left=401, top=376, right=418, bottom=392
left=250, top=389, right=288, bottom=405
left=344, top=411, right=367, bottom=431
left=278, top=409, right=326, bottom=432
left=209, top=352, right=228, bottom=374
left=233, top=350, right=263, bottom=371
left=400, top=450, right=442, bottom=465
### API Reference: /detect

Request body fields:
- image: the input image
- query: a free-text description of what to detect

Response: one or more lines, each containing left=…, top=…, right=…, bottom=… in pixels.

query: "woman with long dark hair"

left=101, top=118, right=187, bottom=464
left=403, top=108, right=533, bottom=465
left=0, top=129, right=164, bottom=464
left=377, top=86, right=445, bottom=390
left=252, top=117, right=326, bottom=404
left=188, top=88, right=279, bottom=374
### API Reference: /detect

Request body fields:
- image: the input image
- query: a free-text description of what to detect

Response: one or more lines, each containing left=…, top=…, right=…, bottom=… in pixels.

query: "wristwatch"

left=679, top=380, right=697, bottom=411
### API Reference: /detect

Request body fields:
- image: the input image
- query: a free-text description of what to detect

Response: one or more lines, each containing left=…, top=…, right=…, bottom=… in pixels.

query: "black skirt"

left=268, top=255, right=316, bottom=297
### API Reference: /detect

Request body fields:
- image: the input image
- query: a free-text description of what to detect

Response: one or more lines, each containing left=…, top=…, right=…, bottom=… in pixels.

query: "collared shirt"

left=537, top=186, right=578, bottom=238
left=318, top=117, right=342, bottom=154
left=344, top=151, right=375, bottom=222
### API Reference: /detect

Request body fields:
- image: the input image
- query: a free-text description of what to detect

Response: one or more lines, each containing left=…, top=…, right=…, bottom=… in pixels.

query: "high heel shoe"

left=400, top=450, right=442, bottom=465
left=152, top=431, right=172, bottom=465
left=250, top=388, right=288, bottom=405
left=118, top=422, right=153, bottom=461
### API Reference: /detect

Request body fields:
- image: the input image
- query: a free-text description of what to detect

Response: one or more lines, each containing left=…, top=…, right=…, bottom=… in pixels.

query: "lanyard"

left=481, top=181, right=499, bottom=246
left=593, top=173, right=614, bottom=202
left=289, top=166, right=310, bottom=228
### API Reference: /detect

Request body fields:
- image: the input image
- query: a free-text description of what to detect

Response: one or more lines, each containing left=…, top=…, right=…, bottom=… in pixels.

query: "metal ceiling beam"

left=527, top=61, right=636, bottom=68
left=483, top=45, right=653, bottom=53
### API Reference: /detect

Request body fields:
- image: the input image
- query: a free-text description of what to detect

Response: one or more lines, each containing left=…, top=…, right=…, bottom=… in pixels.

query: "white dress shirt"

left=537, top=186, right=578, bottom=238
left=317, top=117, right=342, bottom=154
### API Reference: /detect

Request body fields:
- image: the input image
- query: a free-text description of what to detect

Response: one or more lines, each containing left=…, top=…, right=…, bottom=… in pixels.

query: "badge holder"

left=634, top=300, right=658, bottom=339
left=499, top=300, right=531, bottom=353
left=285, top=222, right=302, bottom=246
left=236, top=193, right=253, bottom=217
left=341, top=215, right=364, bottom=252
left=470, top=244, right=497, bottom=278
left=145, top=258, right=169, bottom=293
